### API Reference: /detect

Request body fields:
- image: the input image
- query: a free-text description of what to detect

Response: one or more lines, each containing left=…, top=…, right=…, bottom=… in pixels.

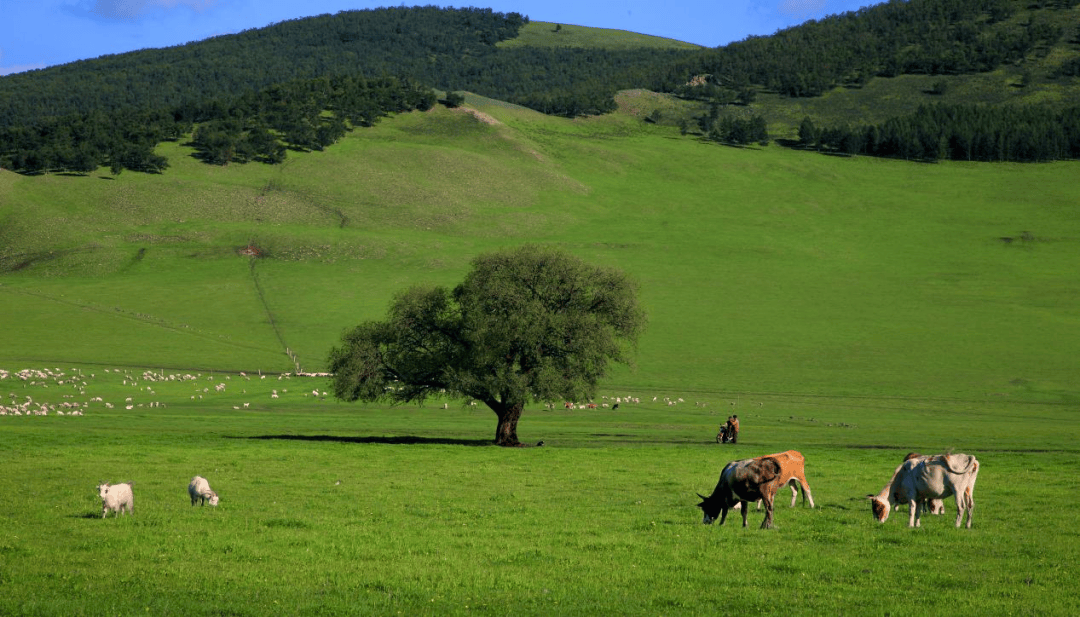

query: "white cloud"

left=778, top=0, right=827, bottom=18
left=0, top=63, right=49, bottom=76
left=89, top=0, right=217, bottom=20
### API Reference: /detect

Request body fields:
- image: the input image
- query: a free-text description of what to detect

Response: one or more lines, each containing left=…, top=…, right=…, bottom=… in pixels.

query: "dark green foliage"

left=702, top=113, right=769, bottom=146
left=0, top=7, right=525, bottom=129
left=675, top=0, right=1066, bottom=100
left=798, top=116, right=819, bottom=147
left=808, top=103, right=1080, bottom=162
left=1051, top=56, right=1080, bottom=78
left=327, top=245, right=647, bottom=446
left=0, top=73, right=432, bottom=173
left=444, top=91, right=466, bottom=108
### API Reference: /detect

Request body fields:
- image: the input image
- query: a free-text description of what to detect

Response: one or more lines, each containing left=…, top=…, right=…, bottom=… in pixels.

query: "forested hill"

left=0, top=7, right=524, bottom=126
left=2, top=1, right=1080, bottom=174
left=676, top=0, right=1080, bottom=99
left=0, top=6, right=689, bottom=128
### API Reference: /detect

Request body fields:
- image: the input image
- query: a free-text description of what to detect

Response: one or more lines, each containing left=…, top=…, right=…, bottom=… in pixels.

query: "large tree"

left=327, top=245, right=647, bottom=446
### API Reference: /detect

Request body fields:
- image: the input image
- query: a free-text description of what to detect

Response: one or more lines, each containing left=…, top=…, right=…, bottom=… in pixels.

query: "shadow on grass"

left=234, top=434, right=494, bottom=447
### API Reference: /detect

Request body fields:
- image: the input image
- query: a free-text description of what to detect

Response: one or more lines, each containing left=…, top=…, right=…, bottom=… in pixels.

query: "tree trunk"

left=493, top=402, right=524, bottom=447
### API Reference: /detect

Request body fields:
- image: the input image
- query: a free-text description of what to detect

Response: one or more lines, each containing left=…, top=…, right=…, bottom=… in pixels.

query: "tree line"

left=0, top=75, right=436, bottom=174
left=798, top=103, right=1080, bottom=162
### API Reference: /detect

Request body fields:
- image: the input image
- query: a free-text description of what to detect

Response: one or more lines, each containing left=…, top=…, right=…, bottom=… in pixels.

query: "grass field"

left=499, top=21, right=704, bottom=50
left=2, top=89, right=1079, bottom=614
left=2, top=100, right=1078, bottom=401
left=1, top=367, right=1078, bottom=615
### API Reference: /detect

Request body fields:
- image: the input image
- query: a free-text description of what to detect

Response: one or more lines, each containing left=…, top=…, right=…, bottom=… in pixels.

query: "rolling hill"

left=2, top=93, right=1077, bottom=404
left=1, top=3, right=1078, bottom=404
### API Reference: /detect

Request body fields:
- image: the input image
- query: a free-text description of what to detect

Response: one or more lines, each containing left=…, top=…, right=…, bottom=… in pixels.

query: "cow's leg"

left=908, top=501, right=919, bottom=527
left=789, top=481, right=799, bottom=507
left=966, top=486, right=974, bottom=528
left=957, top=485, right=974, bottom=528
left=759, top=493, right=775, bottom=530
left=800, top=476, right=816, bottom=508
left=740, top=501, right=750, bottom=527
left=718, top=507, right=729, bottom=526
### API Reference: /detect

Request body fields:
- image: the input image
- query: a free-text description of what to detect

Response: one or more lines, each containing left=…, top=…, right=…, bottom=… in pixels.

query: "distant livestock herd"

left=0, top=367, right=333, bottom=416
left=6, top=367, right=980, bottom=529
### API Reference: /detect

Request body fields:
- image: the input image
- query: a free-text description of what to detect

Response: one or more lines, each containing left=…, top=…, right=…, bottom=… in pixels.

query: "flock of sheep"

left=0, top=366, right=336, bottom=416
left=96, top=475, right=220, bottom=518
left=3, top=366, right=733, bottom=418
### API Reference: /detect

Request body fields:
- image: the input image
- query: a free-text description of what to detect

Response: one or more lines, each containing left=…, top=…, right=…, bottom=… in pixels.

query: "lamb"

left=97, top=481, right=135, bottom=518
left=188, top=475, right=220, bottom=506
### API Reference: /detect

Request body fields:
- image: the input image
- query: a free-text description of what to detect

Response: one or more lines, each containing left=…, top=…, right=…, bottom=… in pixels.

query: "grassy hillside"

left=499, top=21, right=703, bottom=50
left=2, top=98, right=1078, bottom=403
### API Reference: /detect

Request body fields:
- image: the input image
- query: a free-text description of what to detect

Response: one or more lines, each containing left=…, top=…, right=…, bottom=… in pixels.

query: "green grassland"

left=2, top=97, right=1078, bottom=401
left=1, top=367, right=1078, bottom=615
left=499, top=21, right=704, bottom=50
left=1, top=87, right=1079, bottom=613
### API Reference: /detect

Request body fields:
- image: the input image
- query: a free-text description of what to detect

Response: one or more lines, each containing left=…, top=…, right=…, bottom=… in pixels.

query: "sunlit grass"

left=2, top=101, right=1079, bottom=402
left=1, top=367, right=1077, bottom=615
left=499, top=21, right=703, bottom=50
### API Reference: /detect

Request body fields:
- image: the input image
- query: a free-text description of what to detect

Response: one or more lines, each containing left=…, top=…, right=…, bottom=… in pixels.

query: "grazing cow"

left=897, top=453, right=945, bottom=515
left=867, top=453, right=979, bottom=528
left=697, top=455, right=782, bottom=529
left=741, top=450, right=815, bottom=510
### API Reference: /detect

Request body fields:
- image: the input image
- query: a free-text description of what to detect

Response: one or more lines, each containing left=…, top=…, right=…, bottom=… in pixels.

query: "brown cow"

left=697, top=455, right=782, bottom=529
left=737, top=450, right=815, bottom=510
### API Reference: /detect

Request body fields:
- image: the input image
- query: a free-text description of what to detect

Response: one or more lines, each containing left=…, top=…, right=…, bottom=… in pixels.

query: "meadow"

left=2, top=92, right=1079, bottom=614
left=1, top=365, right=1078, bottom=615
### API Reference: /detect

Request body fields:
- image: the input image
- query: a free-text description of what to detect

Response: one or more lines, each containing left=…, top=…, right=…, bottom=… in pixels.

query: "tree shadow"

left=234, top=434, right=494, bottom=447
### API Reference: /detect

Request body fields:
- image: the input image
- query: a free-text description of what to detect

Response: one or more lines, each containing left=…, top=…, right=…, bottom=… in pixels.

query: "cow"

left=867, top=452, right=979, bottom=528
left=898, top=453, right=945, bottom=515
left=696, top=455, right=782, bottom=529
left=739, top=450, right=815, bottom=510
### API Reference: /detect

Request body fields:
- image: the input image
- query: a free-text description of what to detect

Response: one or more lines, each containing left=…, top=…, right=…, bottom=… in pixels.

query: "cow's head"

left=867, top=494, right=890, bottom=523
left=208, top=492, right=220, bottom=506
left=697, top=493, right=721, bottom=524
left=97, top=482, right=110, bottom=500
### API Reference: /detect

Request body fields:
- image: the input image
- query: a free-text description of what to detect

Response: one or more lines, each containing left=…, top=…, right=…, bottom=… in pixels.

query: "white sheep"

left=97, top=481, right=135, bottom=518
left=188, top=475, right=219, bottom=506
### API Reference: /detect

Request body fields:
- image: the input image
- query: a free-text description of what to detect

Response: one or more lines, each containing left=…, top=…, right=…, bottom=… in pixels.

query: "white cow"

left=868, top=453, right=979, bottom=528
left=896, top=453, right=945, bottom=515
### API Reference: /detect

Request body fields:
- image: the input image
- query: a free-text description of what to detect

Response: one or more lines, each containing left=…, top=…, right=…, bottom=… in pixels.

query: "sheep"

left=188, top=475, right=219, bottom=506
left=97, top=481, right=135, bottom=518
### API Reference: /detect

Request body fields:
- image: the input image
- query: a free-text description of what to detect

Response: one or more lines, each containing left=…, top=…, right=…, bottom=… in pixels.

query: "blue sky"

left=0, top=1, right=878, bottom=76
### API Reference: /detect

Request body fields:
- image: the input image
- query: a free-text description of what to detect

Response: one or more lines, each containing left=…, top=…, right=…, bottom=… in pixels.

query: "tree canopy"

left=327, top=245, right=647, bottom=446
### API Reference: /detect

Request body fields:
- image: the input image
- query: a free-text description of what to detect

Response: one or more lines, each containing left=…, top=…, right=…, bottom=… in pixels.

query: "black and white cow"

left=696, top=455, right=782, bottom=529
